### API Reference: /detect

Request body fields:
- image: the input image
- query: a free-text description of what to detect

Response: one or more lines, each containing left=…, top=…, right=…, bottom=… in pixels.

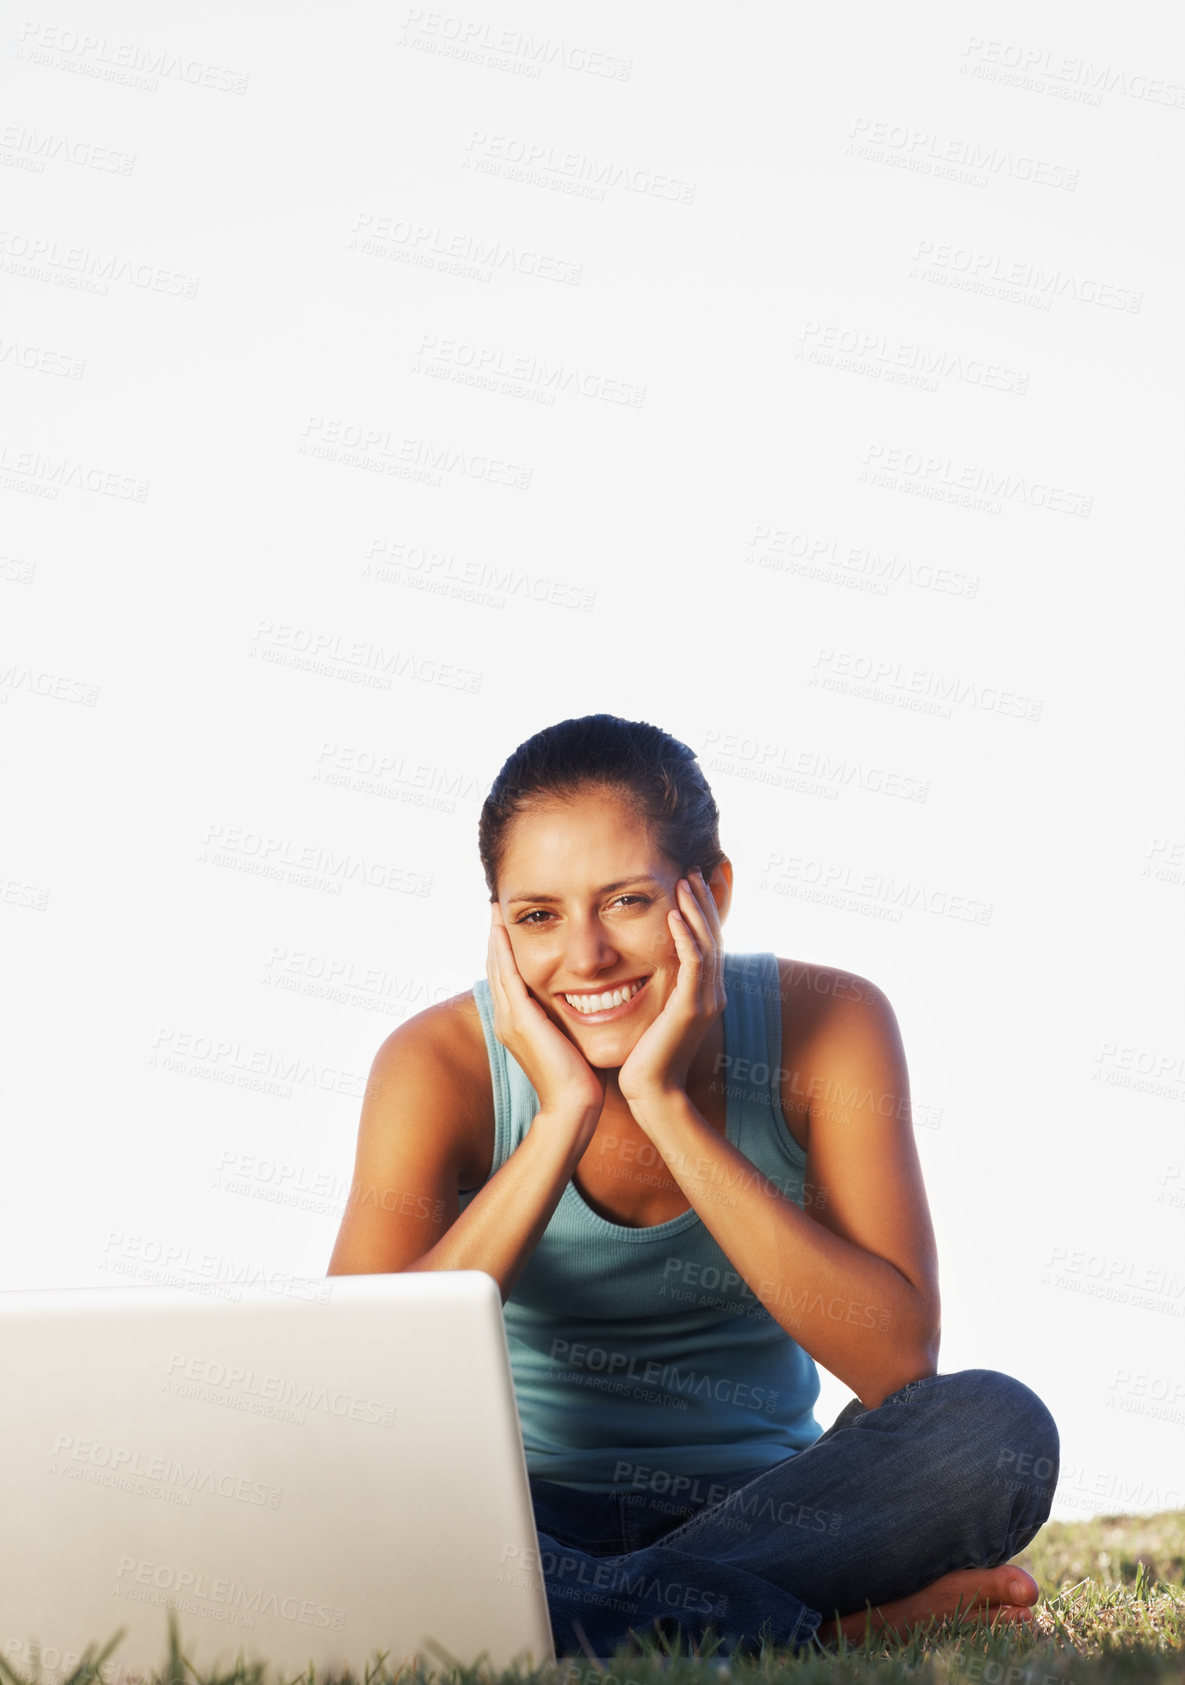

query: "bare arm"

left=616, top=870, right=939, bottom=1409
left=629, top=973, right=940, bottom=1409
left=326, top=1004, right=601, bottom=1298
left=328, top=909, right=607, bottom=1298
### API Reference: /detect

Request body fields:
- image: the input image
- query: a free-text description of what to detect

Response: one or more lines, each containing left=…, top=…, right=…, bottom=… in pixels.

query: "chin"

left=568, top=1024, right=643, bottom=1070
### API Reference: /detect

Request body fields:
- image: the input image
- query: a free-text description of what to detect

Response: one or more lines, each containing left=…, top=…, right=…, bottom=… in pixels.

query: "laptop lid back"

left=0, top=1271, right=553, bottom=1679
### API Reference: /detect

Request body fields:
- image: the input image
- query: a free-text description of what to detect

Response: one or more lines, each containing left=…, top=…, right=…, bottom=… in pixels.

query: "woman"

left=328, top=713, right=1058, bottom=1655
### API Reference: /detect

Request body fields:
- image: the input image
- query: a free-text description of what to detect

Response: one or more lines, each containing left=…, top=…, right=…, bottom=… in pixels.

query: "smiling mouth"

left=558, top=975, right=651, bottom=1021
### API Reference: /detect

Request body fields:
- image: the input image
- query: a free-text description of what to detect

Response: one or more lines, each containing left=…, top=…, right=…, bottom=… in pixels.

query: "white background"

left=2, top=2, right=1182, bottom=1524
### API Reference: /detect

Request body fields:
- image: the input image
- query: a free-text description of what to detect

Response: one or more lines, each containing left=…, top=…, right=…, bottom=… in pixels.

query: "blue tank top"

left=466, top=950, right=823, bottom=1490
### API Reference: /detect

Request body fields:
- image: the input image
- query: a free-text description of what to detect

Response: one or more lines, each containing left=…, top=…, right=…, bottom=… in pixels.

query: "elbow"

left=857, top=1309, right=941, bottom=1412
left=861, top=1347, right=939, bottom=1411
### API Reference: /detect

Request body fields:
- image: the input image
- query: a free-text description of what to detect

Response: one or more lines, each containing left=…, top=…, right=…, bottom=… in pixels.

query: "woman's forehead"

left=499, top=796, right=675, bottom=887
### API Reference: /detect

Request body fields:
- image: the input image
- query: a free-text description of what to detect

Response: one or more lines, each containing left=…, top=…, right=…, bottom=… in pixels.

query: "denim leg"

left=529, top=1473, right=819, bottom=1654
left=527, top=1369, right=1059, bottom=1652
left=526, top=1525, right=821, bottom=1656
left=654, top=1368, right=1060, bottom=1619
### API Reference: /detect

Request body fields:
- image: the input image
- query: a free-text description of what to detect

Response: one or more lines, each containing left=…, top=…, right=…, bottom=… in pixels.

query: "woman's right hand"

left=486, top=903, right=607, bottom=1144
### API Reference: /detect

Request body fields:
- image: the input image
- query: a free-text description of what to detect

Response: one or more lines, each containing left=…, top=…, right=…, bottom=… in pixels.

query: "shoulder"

left=366, top=990, right=494, bottom=1178
left=370, top=988, right=490, bottom=1085
left=770, top=957, right=906, bottom=1143
left=773, top=956, right=894, bottom=1030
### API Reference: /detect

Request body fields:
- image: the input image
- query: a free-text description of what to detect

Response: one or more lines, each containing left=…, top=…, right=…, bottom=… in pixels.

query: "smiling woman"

left=327, top=713, right=1059, bottom=1656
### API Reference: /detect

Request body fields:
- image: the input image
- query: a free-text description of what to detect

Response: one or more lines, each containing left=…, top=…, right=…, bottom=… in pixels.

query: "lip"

left=555, top=974, right=652, bottom=1026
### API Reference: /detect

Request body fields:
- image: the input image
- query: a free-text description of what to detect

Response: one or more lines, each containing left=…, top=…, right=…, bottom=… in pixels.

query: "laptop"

left=0, top=1271, right=555, bottom=1681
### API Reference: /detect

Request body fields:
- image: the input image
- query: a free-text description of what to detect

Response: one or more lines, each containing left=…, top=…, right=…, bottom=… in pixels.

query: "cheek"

left=505, top=932, right=543, bottom=984
left=639, top=912, right=678, bottom=969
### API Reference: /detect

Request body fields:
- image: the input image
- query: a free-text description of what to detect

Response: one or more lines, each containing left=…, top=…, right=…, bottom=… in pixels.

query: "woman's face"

left=495, top=787, right=727, bottom=1069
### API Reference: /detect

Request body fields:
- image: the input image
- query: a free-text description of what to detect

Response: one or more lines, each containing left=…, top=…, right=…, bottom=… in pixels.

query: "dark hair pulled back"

left=478, top=714, right=726, bottom=901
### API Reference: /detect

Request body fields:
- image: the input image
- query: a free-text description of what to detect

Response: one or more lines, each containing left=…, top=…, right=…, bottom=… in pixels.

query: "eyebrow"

left=505, top=875, right=664, bottom=906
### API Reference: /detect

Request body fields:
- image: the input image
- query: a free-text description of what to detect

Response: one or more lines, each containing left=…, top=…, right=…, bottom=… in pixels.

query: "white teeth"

left=564, top=979, right=645, bottom=1014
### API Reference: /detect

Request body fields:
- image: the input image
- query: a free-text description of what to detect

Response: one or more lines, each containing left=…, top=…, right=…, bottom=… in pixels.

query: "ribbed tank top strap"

left=724, top=951, right=809, bottom=1192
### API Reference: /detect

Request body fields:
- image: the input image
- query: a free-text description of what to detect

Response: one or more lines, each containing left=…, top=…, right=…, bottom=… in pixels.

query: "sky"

left=1, top=0, right=1182, bottom=1526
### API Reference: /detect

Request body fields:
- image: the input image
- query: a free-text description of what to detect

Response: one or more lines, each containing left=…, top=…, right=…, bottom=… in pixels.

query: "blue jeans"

left=529, top=1368, right=1059, bottom=1656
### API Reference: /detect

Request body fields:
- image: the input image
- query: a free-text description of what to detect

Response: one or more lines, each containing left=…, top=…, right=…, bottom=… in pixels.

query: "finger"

left=687, top=870, right=726, bottom=991
left=487, top=907, right=525, bottom=1012
left=675, top=873, right=712, bottom=941
left=489, top=915, right=546, bottom=1030
left=695, top=867, right=725, bottom=936
left=666, top=902, right=704, bottom=998
left=675, top=877, right=721, bottom=994
left=490, top=924, right=525, bottom=1004
left=681, top=870, right=724, bottom=961
left=487, top=905, right=508, bottom=980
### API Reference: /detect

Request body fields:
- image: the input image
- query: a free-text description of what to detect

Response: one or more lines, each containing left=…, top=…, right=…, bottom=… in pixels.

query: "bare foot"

left=816, top=1565, right=1040, bottom=1645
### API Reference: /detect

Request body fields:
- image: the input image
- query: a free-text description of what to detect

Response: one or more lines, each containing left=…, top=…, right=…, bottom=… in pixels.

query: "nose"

left=561, top=913, right=620, bottom=980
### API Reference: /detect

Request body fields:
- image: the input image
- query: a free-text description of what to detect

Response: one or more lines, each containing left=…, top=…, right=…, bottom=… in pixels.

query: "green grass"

left=2, top=1511, right=1181, bottom=1685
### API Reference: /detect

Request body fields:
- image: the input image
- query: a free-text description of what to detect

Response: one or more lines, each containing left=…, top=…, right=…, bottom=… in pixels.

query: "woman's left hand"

left=617, top=869, right=727, bottom=1113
